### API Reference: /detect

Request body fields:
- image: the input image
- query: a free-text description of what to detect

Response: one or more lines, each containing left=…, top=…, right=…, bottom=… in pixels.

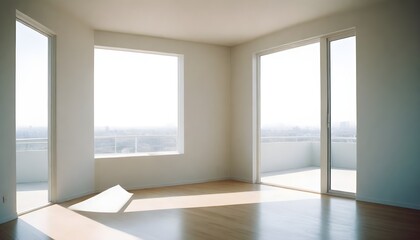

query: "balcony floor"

left=17, top=182, right=49, bottom=214
left=261, top=167, right=356, bottom=193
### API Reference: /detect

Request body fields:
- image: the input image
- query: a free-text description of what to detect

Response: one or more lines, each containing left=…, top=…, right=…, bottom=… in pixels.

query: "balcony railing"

left=16, top=135, right=177, bottom=154
left=94, top=135, right=177, bottom=154
left=261, top=136, right=356, bottom=143
left=16, top=138, right=48, bottom=152
left=260, top=136, right=357, bottom=173
left=16, top=135, right=354, bottom=153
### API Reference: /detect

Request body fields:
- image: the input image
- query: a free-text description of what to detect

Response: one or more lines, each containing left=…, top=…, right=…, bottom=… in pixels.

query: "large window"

left=94, top=47, right=183, bottom=157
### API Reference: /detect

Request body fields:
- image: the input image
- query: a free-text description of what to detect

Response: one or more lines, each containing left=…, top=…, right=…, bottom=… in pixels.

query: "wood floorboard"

left=1, top=180, right=419, bottom=240
left=0, top=219, right=53, bottom=240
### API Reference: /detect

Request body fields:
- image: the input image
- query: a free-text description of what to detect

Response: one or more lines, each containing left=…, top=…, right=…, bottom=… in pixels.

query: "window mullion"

left=320, top=37, right=329, bottom=194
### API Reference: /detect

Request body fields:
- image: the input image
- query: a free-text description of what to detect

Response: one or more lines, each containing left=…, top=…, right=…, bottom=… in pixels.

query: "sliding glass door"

left=259, top=42, right=321, bottom=192
left=258, top=31, right=357, bottom=195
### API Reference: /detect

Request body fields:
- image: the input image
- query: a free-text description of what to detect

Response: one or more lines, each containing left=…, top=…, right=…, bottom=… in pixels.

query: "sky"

left=16, top=19, right=354, bottom=132
left=15, top=21, right=49, bottom=128
left=260, top=37, right=356, bottom=130
left=260, top=42, right=321, bottom=129
left=330, top=36, right=357, bottom=127
left=94, top=48, right=179, bottom=129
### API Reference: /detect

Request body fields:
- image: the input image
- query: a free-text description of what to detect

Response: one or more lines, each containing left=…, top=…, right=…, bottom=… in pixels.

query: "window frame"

left=326, top=30, right=357, bottom=197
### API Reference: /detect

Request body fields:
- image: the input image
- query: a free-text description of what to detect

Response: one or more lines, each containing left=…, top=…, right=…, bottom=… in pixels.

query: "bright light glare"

left=21, top=205, right=140, bottom=240
left=94, top=48, right=179, bottom=128
left=260, top=42, right=320, bottom=129
left=330, top=36, right=357, bottom=126
left=16, top=21, right=49, bottom=128
left=125, top=190, right=319, bottom=212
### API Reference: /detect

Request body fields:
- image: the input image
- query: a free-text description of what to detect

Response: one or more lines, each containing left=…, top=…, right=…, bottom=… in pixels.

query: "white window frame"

left=94, top=46, right=184, bottom=158
left=325, top=30, right=357, bottom=197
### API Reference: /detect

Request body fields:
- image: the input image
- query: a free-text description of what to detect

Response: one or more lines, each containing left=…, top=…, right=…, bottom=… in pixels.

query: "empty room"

left=0, top=0, right=419, bottom=239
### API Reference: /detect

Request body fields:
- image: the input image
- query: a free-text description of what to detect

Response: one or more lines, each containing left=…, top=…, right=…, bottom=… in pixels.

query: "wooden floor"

left=1, top=180, right=419, bottom=240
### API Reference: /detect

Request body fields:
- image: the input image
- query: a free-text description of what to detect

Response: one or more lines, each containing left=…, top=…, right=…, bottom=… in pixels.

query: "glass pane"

left=260, top=42, right=321, bottom=192
left=94, top=48, right=180, bottom=156
left=330, top=36, right=357, bottom=193
left=16, top=21, right=49, bottom=213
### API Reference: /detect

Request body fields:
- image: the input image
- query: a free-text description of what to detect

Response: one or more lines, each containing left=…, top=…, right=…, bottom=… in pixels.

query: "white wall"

left=16, top=0, right=95, bottom=202
left=231, top=0, right=420, bottom=209
left=94, top=31, right=231, bottom=191
left=355, top=0, right=420, bottom=209
left=0, top=0, right=17, bottom=224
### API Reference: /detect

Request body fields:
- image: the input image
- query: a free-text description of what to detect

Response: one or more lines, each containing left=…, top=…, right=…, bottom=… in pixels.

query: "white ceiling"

left=47, top=0, right=387, bottom=46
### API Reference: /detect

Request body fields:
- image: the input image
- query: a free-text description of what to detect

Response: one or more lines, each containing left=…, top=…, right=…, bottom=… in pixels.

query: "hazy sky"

left=15, top=21, right=48, bottom=128
left=330, top=36, right=357, bottom=127
left=260, top=37, right=356, bottom=129
left=260, top=42, right=321, bottom=128
left=94, top=48, right=179, bottom=128
left=16, top=19, right=354, bottom=132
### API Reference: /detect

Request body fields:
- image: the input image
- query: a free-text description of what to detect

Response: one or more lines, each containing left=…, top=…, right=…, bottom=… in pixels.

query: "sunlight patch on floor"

left=261, top=167, right=356, bottom=193
left=69, top=185, right=133, bottom=213
left=21, top=205, right=141, bottom=240
left=124, top=188, right=319, bottom=212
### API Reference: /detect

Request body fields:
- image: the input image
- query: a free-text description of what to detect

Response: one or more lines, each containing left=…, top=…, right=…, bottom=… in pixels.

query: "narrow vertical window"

left=94, top=48, right=183, bottom=157
left=329, top=36, right=357, bottom=194
left=16, top=20, right=51, bottom=213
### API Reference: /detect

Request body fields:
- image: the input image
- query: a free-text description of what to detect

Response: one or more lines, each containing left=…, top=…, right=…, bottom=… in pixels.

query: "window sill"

left=95, top=151, right=183, bottom=159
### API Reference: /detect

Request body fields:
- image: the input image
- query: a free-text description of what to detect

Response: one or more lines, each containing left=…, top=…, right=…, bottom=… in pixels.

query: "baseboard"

left=0, top=213, right=17, bottom=224
left=56, top=189, right=96, bottom=204
left=106, top=176, right=232, bottom=193
left=357, top=195, right=420, bottom=210
left=230, top=176, right=254, bottom=184
left=63, top=177, right=252, bottom=201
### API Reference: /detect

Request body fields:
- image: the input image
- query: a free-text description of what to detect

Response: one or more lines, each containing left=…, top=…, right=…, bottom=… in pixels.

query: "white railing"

left=261, top=136, right=356, bottom=143
left=17, top=135, right=354, bottom=153
left=94, top=135, right=177, bottom=154
left=16, top=135, right=178, bottom=154
left=16, top=138, right=49, bottom=183
left=261, top=139, right=357, bottom=172
left=16, top=138, right=48, bottom=152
